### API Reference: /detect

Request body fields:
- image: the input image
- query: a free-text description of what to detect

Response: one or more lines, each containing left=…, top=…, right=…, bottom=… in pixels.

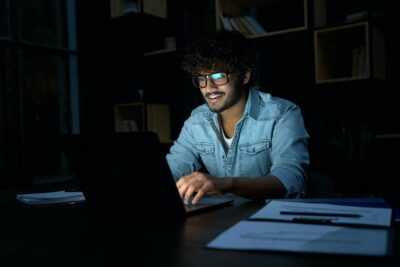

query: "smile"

left=206, top=92, right=225, bottom=99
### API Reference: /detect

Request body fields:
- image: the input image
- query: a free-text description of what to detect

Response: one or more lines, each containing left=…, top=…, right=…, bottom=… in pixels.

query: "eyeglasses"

left=192, top=72, right=235, bottom=88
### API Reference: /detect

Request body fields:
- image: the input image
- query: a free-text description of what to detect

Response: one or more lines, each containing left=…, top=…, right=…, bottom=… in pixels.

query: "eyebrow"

left=195, top=71, right=224, bottom=77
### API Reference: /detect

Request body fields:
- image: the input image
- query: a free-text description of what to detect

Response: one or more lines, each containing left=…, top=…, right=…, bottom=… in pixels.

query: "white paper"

left=206, top=221, right=391, bottom=256
left=250, top=200, right=392, bottom=227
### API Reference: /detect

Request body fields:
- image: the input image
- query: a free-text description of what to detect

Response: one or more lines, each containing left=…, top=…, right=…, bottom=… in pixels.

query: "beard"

left=202, top=83, right=245, bottom=113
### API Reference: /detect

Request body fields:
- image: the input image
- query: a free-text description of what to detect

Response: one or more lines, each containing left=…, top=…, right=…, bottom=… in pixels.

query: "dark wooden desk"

left=1, top=191, right=399, bottom=267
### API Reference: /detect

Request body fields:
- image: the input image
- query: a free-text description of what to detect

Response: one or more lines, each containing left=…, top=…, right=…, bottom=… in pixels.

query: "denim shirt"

left=166, top=88, right=310, bottom=198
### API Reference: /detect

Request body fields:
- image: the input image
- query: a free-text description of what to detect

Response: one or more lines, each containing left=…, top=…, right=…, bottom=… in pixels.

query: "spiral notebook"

left=16, top=190, right=86, bottom=205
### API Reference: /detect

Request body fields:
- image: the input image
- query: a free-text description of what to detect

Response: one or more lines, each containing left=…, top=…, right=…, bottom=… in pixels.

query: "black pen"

left=292, top=218, right=333, bottom=224
left=280, top=211, right=362, bottom=218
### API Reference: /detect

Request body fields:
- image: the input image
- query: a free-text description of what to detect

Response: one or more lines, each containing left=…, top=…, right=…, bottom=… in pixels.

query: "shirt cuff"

left=269, top=169, right=306, bottom=198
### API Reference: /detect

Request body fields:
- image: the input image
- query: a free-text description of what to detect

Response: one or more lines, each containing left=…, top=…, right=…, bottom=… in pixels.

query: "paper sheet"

left=250, top=200, right=392, bottom=227
left=206, top=220, right=392, bottom=256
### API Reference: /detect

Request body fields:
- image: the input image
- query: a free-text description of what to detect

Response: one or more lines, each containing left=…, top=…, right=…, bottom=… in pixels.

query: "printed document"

left=250, top=200, right=392, bottom=227
left=206, top=220, right=392, bottom=256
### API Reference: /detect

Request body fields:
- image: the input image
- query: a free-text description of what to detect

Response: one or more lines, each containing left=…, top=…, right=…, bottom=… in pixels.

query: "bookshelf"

left=110, top=0, right=167, bottom=19
left=114, top=102, right=172, bottom=143
left=313, top=0, right=376, bottom=29
left=215, top=0, right=308, bottom=39
left=315, top=22, right=368, bottom=83
left=313, top=0, right=386, bottom=84
left=143, top=36, right=177, bottom=56
left=314, top=12, right=385, bottom=83
left=109, top=0, right=177, bottom=56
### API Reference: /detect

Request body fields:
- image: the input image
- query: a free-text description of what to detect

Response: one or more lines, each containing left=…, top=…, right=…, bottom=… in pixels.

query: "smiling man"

left=166, top=30, right=310, bottom=205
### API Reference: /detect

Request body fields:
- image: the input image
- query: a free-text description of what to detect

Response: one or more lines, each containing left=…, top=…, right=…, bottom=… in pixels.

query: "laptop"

left=60, top=131, right=233, bottom=220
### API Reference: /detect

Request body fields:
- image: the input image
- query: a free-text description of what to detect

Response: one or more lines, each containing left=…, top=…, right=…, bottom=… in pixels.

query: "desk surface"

left=1, top=190, right=399, bottom=267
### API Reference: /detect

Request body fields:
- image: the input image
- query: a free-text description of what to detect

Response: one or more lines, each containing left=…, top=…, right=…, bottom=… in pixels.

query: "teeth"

left=208, top=94, right=222, bottom=99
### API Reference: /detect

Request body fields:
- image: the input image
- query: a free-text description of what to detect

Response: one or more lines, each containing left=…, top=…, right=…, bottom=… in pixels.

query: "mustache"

left=205, top=92, right=225, bottom=98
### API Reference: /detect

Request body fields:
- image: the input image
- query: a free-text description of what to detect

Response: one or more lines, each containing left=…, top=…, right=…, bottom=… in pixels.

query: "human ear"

left=242, top=70, right=251, bottom=84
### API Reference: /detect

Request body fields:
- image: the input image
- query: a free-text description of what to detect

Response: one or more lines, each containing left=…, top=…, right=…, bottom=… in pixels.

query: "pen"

left=292, top=218, right=332, bottom=224
left=280, top=211, right=362, bottom=218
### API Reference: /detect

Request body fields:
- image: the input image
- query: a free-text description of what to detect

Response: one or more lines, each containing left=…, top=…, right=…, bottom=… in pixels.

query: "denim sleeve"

left=166, top=120, right=201, bottom=182
left=269, top=105, right=310, bottom=198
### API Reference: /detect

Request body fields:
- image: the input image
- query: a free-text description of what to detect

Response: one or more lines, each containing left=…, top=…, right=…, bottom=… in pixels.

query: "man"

left=166, top=30, right=309, bottom=205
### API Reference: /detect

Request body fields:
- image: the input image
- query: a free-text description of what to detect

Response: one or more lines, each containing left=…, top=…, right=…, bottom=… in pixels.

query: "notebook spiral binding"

left=17, top=195, right=86, bottom=205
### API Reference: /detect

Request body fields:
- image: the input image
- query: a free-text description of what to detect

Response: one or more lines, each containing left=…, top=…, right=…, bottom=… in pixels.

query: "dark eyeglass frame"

left=191, top=71, right=237, bottom=89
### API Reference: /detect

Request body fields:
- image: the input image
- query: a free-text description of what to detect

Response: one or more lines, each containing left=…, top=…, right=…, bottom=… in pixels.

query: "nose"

left=204, top=78, right=218, bottom=91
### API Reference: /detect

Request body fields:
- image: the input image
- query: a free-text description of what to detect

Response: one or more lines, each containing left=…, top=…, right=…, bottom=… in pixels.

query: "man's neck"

left=219, top=94, right=247, bottom=138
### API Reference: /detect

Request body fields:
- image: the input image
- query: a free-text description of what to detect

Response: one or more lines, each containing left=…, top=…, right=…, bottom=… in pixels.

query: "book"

left=240, top=16, right=259, bottom=35
left=228, top=17, right=241, bottom=32
left=122, top=0, right=140, bottom=14
left=232, top=17, right=251, bottom=36
left=219, top=13, right=233, bottom=31
left=244, top=16, right=266, bottom=34
left=16, top=190, right=86, bottom=205
left=120, top=120, right=139, bottom=132
left=346, top=11, right=368, bottom=22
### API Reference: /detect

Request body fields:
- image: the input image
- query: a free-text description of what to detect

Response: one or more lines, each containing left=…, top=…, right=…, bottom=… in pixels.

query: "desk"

left=1, top=191, right=399, bottom=267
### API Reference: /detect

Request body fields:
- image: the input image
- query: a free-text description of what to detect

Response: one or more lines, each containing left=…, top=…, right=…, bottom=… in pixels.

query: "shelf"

left=314, top=0, right=371, bottom=29
left=215, top=0, right=307, bottom=38
left=314, top=22, right=385, bottom=84
left=110, top=0, right=167, bottom=19
left=375, top=134, right=400, bottom=140
left=143, top=48, right=176, bottom=56
left=114, top=102, right=172, bottom=143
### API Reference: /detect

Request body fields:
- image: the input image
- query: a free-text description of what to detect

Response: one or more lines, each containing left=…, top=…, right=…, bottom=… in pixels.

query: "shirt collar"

left=244, top=88, right=259, bottom=120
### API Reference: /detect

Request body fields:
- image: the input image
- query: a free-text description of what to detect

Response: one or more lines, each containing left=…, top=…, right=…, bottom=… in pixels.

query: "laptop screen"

left=60, top=131, right=186, bottom=219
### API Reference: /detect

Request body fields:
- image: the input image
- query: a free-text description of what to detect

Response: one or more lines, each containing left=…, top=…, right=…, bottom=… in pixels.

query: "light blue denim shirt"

left=166, top=88, right=310, bottom=198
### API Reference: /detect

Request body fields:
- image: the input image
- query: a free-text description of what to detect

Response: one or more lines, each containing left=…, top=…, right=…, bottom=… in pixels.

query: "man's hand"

left=176, top=171, right=231, bottom=205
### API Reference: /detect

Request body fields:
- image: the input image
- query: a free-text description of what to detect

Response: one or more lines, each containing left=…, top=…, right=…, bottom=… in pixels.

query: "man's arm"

left=166, top=120, right=201, bottom=181
left=177, top=172, right=286, bottom=205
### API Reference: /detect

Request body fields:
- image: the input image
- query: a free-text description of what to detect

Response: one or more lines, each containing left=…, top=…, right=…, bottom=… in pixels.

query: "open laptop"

left=60, top=131, right=233, bottom=220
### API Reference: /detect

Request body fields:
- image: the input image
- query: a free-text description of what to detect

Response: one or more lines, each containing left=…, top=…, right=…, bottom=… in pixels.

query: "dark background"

left=1, top=0, right=399, bottom=204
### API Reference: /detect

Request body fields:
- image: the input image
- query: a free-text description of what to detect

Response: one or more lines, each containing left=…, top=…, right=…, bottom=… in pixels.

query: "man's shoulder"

left=251, top=89, right=298, bottom=119
left=185, top=104, right=210, bottom=123
left=255, top=89, right=296, bottom=109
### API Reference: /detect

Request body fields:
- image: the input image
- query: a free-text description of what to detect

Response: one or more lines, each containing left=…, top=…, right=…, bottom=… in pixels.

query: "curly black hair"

left=182, top=30, right=256, bottom=78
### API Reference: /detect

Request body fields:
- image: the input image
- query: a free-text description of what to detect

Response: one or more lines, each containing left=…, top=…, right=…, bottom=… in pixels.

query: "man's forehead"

left=195, top=70, right=221, bottom=76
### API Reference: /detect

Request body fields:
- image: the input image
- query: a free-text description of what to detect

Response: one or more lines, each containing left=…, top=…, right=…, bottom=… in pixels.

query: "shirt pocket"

left=194, top=142, right=214, bottom=154
left=238, top=140, right=271, bottom=177
left=194, top=142, right=217, bottom=174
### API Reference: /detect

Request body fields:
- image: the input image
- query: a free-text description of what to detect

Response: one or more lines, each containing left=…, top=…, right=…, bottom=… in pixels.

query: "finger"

left=184, top=186, right=196, bottom=205
left=176, top=178, right=182, bottom=188
left=192, top=188, right=206, bottom=205
left=177, top=172, right=196, bottom=188
left=178, top=183, right=189, bottom=198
